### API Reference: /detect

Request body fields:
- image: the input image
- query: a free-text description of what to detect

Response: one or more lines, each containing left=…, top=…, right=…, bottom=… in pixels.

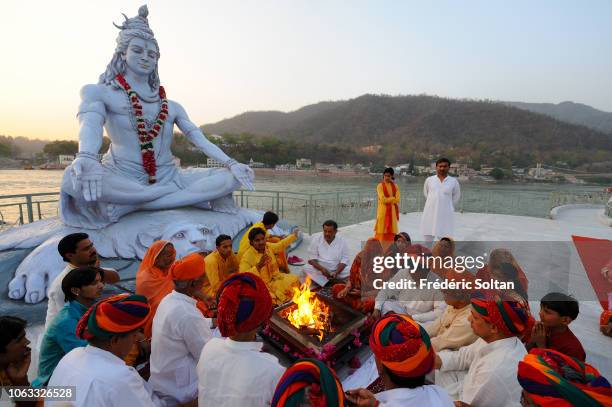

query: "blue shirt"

left=33, top=300, right=88, bottom=387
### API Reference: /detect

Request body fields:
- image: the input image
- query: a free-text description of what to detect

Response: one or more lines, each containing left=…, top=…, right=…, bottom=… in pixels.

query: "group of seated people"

left=1, top=214, right=611, bottom=406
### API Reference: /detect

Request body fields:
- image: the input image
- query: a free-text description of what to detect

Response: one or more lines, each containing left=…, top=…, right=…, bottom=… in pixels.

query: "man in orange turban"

left=149, top=253, right=214, bottom=406
left=346, top=314, right=453, bottom=406
left=518, top=348, right=611, bottom=406
left=197, top=274, right=284, bottom=407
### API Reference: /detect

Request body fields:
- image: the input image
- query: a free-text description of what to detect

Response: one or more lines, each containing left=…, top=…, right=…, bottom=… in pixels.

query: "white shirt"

left=197, top=337, right=284, bottom=407
left=375, top=386, right=454, bottom=406
left=45, top=263, right=76, bottom=328
left=438, top=336, right=526, bottom=406
left=420, top=175, right=461, bottom=238
left=374, top=270, right=446, bottom=323
left=149, top=290, right=213, bottom=405
left=307, top=233, right=350, bottom=271
left=45, top=345, right=164, bottom=407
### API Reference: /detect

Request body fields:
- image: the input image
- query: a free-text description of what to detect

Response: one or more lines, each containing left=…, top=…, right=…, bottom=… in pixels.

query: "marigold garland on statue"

left=116, top=74, right=168, bottom=184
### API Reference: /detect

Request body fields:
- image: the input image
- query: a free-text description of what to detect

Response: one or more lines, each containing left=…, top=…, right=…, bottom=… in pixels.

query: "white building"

left=206, top=158, right=223, bottom=168
left=296, top=158, right=312, bottom=169
left=58, top=155, right=75, bottom=166
left=248, top=158, right=265, bottom=168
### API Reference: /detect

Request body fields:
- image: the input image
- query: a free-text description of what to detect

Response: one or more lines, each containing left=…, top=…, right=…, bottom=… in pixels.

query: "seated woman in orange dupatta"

left=332, top=238, right=384, bottom=313
left=476, top=248, right=528, bottom=295
left=135, top=240, right=176, bottom=339
left=382, top=232, right=431, bottom=277
left=429, top=237, right=456, bottom=279
left=374, top=168, right=400, bottom=242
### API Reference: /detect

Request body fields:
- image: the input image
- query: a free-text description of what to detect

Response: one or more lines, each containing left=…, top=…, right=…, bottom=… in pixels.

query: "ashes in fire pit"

left=266, top=278, right=367, bottom=356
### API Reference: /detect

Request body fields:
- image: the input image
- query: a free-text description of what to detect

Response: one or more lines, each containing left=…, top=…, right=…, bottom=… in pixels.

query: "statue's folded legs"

left=61, top=165, right=241, bottom=228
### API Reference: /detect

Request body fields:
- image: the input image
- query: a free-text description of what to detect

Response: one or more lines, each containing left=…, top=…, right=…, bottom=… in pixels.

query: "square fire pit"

left=263, top=292, right=368, bottom=362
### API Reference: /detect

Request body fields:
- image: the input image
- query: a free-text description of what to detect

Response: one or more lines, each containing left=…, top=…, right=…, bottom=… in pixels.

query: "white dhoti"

left=435, top=368, right=468, bottom=400
left=303, top=261, right=349, bottom=287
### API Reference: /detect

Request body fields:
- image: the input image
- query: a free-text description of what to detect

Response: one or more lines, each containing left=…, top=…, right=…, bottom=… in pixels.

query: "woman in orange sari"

left=135, top=240, right=176, bottom=338
left=374, top=168, right=400, bottom=242
left=332, top=238, right=384, bottom=313
left=476, top=248, right=528, bottom=295
left=430, top=237, right=456, bottom=279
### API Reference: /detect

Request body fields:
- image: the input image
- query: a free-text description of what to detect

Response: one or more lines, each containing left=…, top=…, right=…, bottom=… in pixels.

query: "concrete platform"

left=289, top=209, right=612, bottom=379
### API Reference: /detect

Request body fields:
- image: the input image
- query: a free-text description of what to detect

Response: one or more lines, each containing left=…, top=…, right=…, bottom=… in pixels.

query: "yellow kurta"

left=374, top=182, right=400, bottom=238
left=237, top=221, right=269, bottom=260
left=237, top=221, right=290, bottom=271
left=239, top=234, right=299, bottom=305
left=203, top=250, right=239, bottom=297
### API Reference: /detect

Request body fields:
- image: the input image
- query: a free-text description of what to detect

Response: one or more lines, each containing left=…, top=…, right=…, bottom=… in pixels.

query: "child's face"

left=539, top=304, right=570, bottom=328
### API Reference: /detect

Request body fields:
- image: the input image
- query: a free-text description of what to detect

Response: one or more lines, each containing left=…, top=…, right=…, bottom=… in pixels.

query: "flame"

left=286, top=277, right=330, bottom=341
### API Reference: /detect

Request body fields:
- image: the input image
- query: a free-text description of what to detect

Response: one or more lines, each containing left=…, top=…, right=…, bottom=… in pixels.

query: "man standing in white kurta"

left=420, top=158, right=461, bottom=242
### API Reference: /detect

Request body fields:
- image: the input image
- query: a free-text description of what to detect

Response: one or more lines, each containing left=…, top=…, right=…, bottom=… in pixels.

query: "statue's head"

left=99, top=5, right=160, bottom=90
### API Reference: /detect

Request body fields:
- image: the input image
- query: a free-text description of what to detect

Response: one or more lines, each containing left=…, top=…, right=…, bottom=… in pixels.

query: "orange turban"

left=170, top=252, right=205, bottom=281
left=76, top=294, right=150, bottom=340
left=518, top=348, right=612, bottom=406
left=369, top=314, right=435, bottom=378
left=216, top=273, right=273, bottom=337
left=471, top=290, right=533, bottom=337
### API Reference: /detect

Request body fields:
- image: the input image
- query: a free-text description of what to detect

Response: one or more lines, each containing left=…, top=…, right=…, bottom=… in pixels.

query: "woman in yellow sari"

left=374, top=168, right=400, bottom=242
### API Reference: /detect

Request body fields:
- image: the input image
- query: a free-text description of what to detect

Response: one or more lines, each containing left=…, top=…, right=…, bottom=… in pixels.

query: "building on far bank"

left=248, top=158, right=265, bottom=168
left=275, top=164, right=298, bottom=171
left=58, top=155, right=75, bottom=167
left=359, top=145, right=382, bottom=154
left=296, top=158, right=312, bottom=169
left=206, top=158, right=223, bottom=168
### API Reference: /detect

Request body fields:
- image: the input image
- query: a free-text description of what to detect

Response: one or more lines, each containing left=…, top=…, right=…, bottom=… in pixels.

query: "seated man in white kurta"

left=303, top=220, right=351, bottom=287
left=434, top=291, right=530, bottom=406
left=45, top=233, right=119, bottom=328
left=420, top=158, right=461, bottom=242
left=46, top=294, right=163, bottom=407
left=197, top=273, right=284, bottom=407
left=372, top=265, right=446, bottom=323
left=60, top=5, right=254, bottom=229
left=149, top=254, right=213, bottom=405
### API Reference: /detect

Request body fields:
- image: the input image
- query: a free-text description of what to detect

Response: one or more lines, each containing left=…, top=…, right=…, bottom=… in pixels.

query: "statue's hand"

left=71, top=156, right=104, bottom=201
left=229, top=162, right=255, bottom=191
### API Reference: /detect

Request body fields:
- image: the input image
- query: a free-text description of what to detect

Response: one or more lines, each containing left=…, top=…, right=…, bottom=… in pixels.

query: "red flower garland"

left=116, top=74, right=168, bottom=184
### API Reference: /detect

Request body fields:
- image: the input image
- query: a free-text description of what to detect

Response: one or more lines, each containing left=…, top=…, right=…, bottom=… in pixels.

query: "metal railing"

left=549, top=191, right=610, bottom=207
left=0, top=188, right=609, bottom=234
left=0, top=192, right=61, bottom=226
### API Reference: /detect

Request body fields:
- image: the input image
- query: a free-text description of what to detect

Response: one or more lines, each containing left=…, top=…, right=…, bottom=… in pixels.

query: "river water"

left=0, top=169, right=606, bottom=227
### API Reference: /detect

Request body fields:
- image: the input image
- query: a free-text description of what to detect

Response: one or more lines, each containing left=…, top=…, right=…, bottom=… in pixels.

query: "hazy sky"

left=1, top=0, right=611, bottom=140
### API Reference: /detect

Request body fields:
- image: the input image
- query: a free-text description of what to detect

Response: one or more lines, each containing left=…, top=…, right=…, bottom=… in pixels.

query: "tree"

left=490, top=167, right=505, bottom=180
left=0, top=141, right=11, bottom=157
left=100, top=137, right=111, bottom=154
left=43, top=140, right=78, bottom=157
